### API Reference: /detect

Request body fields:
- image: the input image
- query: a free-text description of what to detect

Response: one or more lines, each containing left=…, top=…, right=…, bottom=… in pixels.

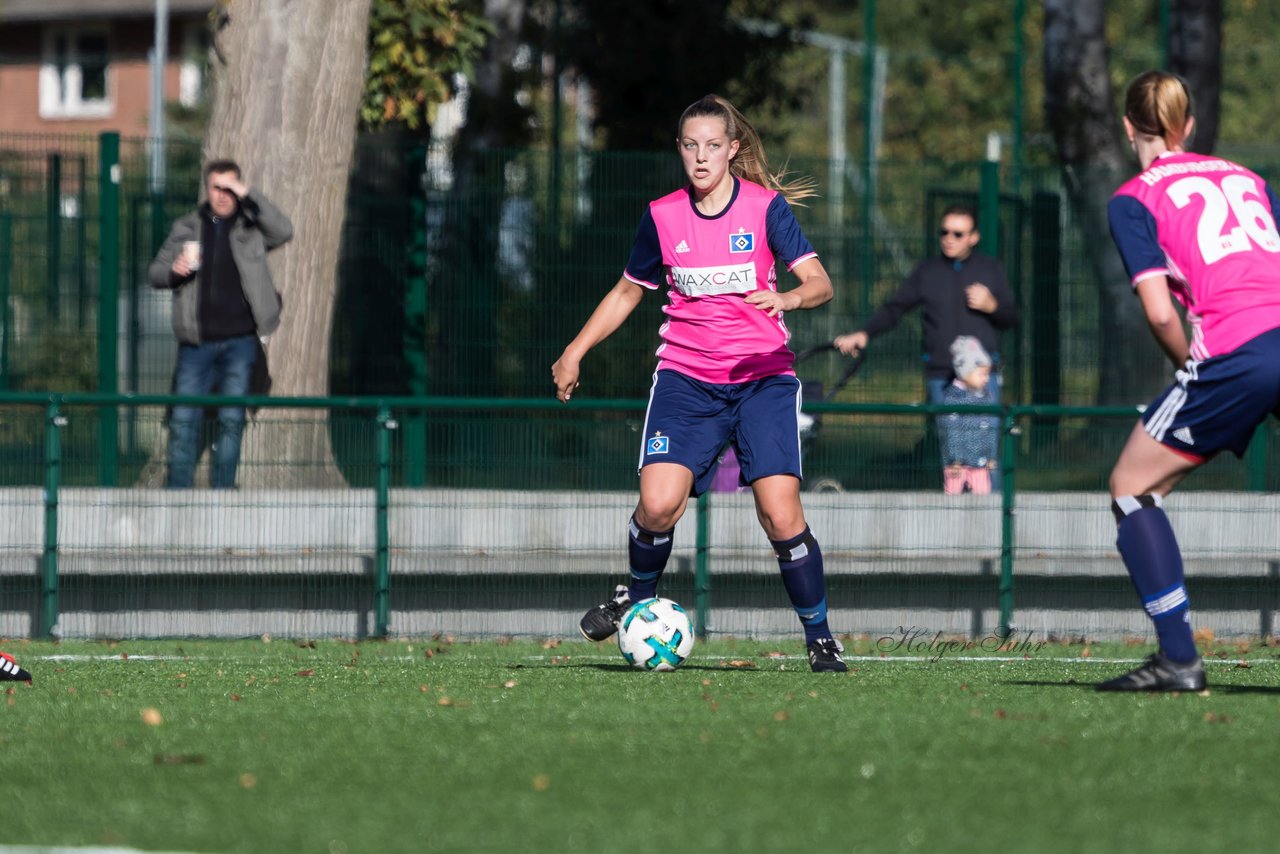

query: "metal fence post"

left=98, top=132, right=121, bottom=486
left=998, top=408, right=1020, bottom=637
left=41, top=399, right=66, bottom=638
left=404, top=143, right=428, bottom=486
left=1246, top=429, right=1268, bottom=492
left=374, top=406, right=396, bottom=637
left=694, top=490, right=711, bottom=638
left=0, top=211, right=10, bottom=390
left=979, top=154, right=1000, bottom=260
left=46, top=153, right=62, bottom=320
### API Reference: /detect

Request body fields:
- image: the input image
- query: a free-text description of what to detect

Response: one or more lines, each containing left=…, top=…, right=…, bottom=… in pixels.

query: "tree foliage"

left=360, top=0, right=491, bottom=132
left=558, top=0, right=818, bottom=152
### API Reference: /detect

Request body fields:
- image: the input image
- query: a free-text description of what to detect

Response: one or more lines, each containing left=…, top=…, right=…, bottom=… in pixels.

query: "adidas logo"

left=1173, top=426, right=1194, bottom=445
left=674, top=239, right=691, bottom=254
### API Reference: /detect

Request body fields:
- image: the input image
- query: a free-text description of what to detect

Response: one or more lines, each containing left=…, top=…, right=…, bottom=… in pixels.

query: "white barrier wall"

left=1, top=489, right=1276, bottom=639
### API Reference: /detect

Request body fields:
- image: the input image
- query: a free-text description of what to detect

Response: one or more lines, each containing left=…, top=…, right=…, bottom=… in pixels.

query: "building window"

left=40, top=27, right=112, bottom=119
left=178, top=21, right=209, bottom=107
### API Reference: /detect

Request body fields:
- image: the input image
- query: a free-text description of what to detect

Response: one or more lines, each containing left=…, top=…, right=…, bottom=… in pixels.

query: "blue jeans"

left=166, top=335, right=259, bottom=489
left=927, top=372, right=1002, bottom=485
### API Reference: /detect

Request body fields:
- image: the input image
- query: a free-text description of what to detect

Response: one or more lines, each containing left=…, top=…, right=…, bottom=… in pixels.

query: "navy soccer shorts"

left=1142, top=325, right=1280, bottom=460
left=639, top=369, right=803, bottom=496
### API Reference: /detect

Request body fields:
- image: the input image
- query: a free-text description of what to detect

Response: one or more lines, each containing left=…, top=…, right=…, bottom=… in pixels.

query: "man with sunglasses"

left=834, top=204, right=1018, bottom=483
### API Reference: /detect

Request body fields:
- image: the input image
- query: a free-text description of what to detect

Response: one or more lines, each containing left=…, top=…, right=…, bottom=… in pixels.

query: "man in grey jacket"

left=148, top=159, right=293, bottom=488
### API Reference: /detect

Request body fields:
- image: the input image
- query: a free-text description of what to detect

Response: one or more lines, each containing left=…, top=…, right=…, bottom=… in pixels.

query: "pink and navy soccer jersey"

left=622, top=177, right=818, bottom=383
left=1109, top=151, right=1280, bottom=359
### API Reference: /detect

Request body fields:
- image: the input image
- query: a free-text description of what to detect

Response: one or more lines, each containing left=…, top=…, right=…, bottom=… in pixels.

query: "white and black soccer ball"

left=617, top=597, right=695, bottom=671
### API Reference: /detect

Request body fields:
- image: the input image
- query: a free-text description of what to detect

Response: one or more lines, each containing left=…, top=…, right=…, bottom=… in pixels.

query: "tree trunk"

left=1168, top=0, right=1223, bottom=154
left=1043, top=0, right=1166, bottom=405
left=194, top=0, right=371, bottom=486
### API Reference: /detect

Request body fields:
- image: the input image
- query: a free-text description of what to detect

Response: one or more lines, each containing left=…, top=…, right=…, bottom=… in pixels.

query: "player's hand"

left=834, top=331, right=868, bottom=356
left=966, top=283, right=997, bottom=313
left=745, top=289, right=799, bottom=318
left=171, top=256, right=193, bottom=277
left=552, top=356, right=580, bottom=403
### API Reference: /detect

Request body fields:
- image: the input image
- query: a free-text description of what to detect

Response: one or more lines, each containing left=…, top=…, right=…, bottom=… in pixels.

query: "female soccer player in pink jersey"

left=552, top=95, right=846, bottom=671
left=1100, top=71, right=1280, bottom=691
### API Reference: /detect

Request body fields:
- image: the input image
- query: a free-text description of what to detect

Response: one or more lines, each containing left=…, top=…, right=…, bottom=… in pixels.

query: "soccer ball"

left=617, top=597, right=695, bottom=671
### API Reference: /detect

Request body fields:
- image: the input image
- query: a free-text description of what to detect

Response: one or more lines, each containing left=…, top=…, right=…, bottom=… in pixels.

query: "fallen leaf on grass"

left=1236, top=660, right=1251, bottom=669
left=532, top=774, right=551, bottom=791
left=722, top=660, right=756, bottom=669
left=503, top=680, right=517, bottom=689
left=140, top=708, right=163, bottom=726
left=1204, top=712, right=1235, bottom=724
left=230, top=694, right=241, bottom=702
left=239, top=773, right=257, bottom=789
left=295, top=669, right=316, bottom=677
left=541, top=639, right=561, bottom=649
left=773, top=710, right=790, bottom=722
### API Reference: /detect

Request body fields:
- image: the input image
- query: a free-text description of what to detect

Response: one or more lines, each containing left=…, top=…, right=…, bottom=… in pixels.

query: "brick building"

left=0, top=0, right=211, bottom=137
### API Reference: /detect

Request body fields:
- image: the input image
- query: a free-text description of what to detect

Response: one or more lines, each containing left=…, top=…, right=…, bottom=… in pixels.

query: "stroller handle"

left=793, top=342, right=837, bottom=362
left=793, top=342, right=867, bottom=403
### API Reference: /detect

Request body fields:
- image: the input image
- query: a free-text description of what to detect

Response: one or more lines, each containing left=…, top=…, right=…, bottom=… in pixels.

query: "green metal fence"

left=1, top=392, right=1278, bottom=644
left=1, top=129, right=1244, bottom=412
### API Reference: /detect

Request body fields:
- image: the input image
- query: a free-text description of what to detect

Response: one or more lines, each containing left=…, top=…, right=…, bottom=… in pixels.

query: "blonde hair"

left=1124, top=70, right=1194, bottom=149
left=677, top=94, right=817, bottom=206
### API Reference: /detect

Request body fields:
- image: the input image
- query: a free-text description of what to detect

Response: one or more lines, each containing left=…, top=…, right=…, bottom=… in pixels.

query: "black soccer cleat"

left=0, top=652, right=31, bottom=683
left=1095, top=651, right=1205, bottom=692
left=807, top=638, right=848, bottom=673
left=579, top=585, right=632, bottom=642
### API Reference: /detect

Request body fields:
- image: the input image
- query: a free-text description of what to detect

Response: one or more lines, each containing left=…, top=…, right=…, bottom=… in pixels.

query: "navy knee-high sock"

left=1113, top=495, right=1198, bottom=663
left=772, top=526, right=833, bottom=644
left=626, top=516, right=673, bottom=602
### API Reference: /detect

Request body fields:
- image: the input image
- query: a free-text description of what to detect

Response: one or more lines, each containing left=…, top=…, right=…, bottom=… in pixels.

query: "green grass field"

left=2, top=636, right=1279, bottom=853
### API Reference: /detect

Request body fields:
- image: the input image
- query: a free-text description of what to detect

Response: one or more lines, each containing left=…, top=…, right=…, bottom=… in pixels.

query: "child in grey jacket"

left=940, top=336, right=998, bottom=494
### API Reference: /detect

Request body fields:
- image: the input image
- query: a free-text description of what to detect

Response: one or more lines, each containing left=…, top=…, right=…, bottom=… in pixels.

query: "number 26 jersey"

left=1110, top=151, right=1280, bottom=360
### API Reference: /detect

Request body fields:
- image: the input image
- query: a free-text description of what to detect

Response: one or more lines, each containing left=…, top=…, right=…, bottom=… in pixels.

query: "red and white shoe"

left=0, top=652, right=31, bottom=682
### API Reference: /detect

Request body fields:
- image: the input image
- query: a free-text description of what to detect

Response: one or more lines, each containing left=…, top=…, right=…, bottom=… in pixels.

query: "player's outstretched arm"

left=552, top=277, right=645, bottom=402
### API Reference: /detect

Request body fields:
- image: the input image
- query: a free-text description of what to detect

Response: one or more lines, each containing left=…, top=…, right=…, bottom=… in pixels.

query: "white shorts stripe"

left=1146, top=385, right=1185, bottom=440
left=637, top=370, right=661, bottom=472
left=1145, top=359, right=1200, bottom=441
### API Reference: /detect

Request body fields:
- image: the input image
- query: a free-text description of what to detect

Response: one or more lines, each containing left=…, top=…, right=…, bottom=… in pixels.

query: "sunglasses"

left=939, top=229, right=971, bottom=239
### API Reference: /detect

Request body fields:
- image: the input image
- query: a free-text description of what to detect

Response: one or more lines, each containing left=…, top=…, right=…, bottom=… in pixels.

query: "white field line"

left=0, top=847, right=207, bottom=854
left=27, top=653, right=1280, bottom=666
